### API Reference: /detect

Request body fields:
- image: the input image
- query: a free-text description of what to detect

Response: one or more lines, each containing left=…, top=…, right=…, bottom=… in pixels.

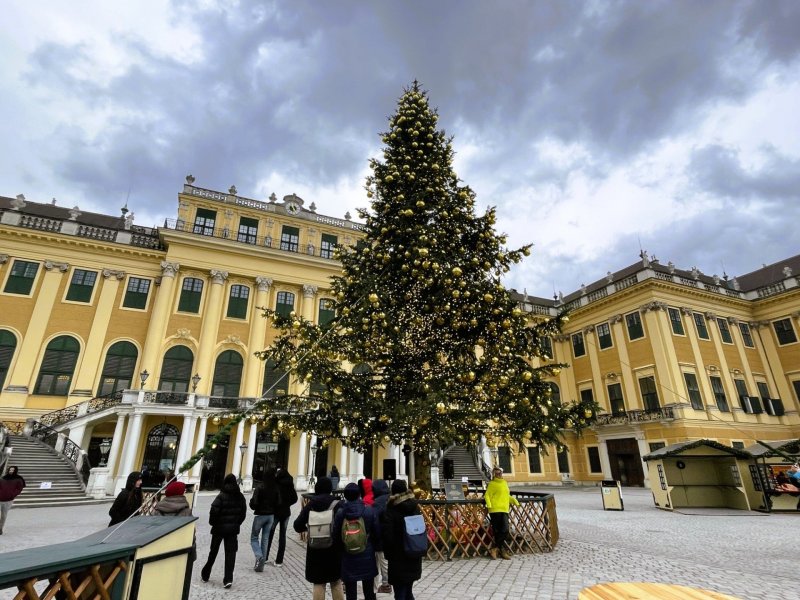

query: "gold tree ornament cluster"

left=256, top=82, right=597, bottom=453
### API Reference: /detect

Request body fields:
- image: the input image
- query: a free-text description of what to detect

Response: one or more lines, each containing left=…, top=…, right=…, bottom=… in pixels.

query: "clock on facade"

left=285, top=202, right=300, bottom=215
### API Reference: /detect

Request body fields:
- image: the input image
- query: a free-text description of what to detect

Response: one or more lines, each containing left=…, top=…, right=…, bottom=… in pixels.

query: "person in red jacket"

left=0, top=477, right=24, bottom=534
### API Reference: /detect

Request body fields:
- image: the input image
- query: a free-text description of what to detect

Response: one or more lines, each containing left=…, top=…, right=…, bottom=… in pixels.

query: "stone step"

left=13, top=497, right=113, bottom=509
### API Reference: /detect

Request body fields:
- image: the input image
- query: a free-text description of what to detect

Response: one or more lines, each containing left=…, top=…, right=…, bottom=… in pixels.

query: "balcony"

left=594, top=406, right=675, bottom=426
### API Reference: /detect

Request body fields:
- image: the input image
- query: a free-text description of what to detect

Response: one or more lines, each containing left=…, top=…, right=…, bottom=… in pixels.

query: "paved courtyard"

left=1, top=486, right=798, bottom=599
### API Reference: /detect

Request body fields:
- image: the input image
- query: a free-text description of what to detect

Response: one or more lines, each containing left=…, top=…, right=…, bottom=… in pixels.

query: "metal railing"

left=594, top=406, right=675, bottom=426
left=143, top=391, right=190, bottom=405
left=39, top=391, right=123, bottom=428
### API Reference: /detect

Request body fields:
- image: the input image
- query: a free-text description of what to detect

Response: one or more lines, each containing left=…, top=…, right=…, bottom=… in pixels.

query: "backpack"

left=403, top=513, right=428, bottom=558
left=307, top=499, right=339, bottom=549
left=341, top=515, right=368, bottom=554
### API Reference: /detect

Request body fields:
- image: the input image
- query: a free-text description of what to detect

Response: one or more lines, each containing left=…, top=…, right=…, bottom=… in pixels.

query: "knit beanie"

left=343, top=482, right=360, bottom=501
left=391, top=479, right=408, bottom=495
left=315, top=476, right=333, bottom=494
left=165, top=481, right=186, bottom=497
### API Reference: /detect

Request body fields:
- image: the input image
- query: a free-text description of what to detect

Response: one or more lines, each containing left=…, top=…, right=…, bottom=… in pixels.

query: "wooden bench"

left=578, top=582, right=742, bottom=599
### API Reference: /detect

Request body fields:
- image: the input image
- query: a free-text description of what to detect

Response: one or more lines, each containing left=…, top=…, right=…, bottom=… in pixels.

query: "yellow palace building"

left=1, top=179, right=799, bottom=496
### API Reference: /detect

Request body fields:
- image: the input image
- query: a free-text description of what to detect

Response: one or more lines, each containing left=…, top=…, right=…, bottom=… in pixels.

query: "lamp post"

left=238, top=442, right=248, bottom=485
left=139, top=370, right=149, bottom=389
left=191, top=373, right=201, bottom=393
left=99, top=438, right=112, bottom=467
left=308, top=442, right=318, bottom=490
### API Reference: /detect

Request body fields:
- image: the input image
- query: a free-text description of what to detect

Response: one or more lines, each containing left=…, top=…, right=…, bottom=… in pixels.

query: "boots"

left=501, top=549, right=513, bottom=560
left=488, top=547, right=498, bottom=560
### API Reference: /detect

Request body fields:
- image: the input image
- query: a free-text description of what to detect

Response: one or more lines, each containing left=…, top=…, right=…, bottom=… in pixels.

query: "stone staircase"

left=439, top=445, right=488, bottom=483
left=4, top=435, right=109, bottom=508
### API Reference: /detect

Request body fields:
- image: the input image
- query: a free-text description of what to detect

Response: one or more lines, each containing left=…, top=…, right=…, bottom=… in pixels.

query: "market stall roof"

left=642, top=439, right=752, bottom=462
left=744, top=439, right=800, bottom=458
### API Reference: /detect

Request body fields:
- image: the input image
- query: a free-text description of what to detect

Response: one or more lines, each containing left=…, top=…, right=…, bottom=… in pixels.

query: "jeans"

left=489, top=512, right=509, bottom=550
left=0, top=500, right=12, bottom=534
left=345, top=579, right=376, bottom=600
left=250, top=514, right=275, bottom=559
left=201, top=534, right=238, bottom=585
left=393, top=582, right=415, bottom=600
left=266, top=515, right=289, bottom=564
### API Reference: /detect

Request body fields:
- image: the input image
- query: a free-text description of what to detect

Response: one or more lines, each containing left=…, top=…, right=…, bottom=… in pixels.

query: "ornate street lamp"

left=238, top=442, right=248, bottom=485
left=191, top=373, right=201, bottom=393
left=139, top=370, right=150, bottom=389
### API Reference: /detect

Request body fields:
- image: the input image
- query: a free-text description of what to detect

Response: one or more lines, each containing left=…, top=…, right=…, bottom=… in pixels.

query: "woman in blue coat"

left=333, top=483, right=381, bottom=600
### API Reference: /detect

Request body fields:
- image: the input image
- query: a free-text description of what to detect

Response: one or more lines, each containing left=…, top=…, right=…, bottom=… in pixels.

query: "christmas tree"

left=257, top=82, right=595, bottom=458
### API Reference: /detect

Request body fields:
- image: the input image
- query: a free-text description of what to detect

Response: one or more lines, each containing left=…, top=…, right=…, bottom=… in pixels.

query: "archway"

left=141, top=423, right=180, bottom=486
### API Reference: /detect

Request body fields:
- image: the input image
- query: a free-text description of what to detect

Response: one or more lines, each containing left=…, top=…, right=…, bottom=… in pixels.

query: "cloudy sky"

left=2, top=0, right=799, bottom=297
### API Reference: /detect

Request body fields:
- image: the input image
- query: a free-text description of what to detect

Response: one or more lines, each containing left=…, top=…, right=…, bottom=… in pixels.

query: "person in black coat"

left=371, top=479, right=391, bottom=593
left=333, top=483, right=380, bottom=600
left=293, top=477, right=344, bottom=600
left=108, top=471, right=143, bottom=526
left=265, top=466, right=299, bottom=566
left=201, top=473, right=247, bottom=589
left=381, top=479, right=423, bottom=600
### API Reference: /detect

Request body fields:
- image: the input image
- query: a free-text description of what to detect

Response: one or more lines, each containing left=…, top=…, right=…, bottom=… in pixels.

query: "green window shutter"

left=227, top=285, right=250, bottom=319
left=639, top=376, right=659, bottom=411
left=608, top=383, right=625, bottom=414
left=275, top=291, right=295, bottom=317
left=668, top=307, right=685, bottom=335
left=0, top=330, right=17, bottom=389
left=262, top=359, right=288, bottom=397
left=527, top=446, right=541, bottom=473
left=587, top=447, right=602, bottom=473
left=212, top=350, right=243, bottom=397
left=178, top=278, right=203, bottom=313
left=66, top=269, right=97, bottom=302
left=318, top=298, right=335, bottom=326
left=34, top=336, right=79, bottom=395
left=625, top=312, right=644, bottom=340
left=158, top=345, right=194, bottom=392
left=557, top=447, right=570, bottom=473
left=123, top=277, right=151, bottom=309
left=684, top=373, right=704, bottom=410
left=4, top=260, right=39, bottom=295
left=97, top=341, right=138, bottom=396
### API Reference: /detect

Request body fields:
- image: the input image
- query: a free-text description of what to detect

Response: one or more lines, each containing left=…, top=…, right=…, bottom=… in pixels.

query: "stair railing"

left=29, top=421, right=90, bottom=484
left=471, top=446, right=493, bottom=481
left=39, top=390, right=123, bottom=428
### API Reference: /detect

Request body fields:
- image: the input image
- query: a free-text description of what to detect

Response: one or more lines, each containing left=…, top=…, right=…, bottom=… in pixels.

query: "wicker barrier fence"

left=302, top=488, right=558, bottom=561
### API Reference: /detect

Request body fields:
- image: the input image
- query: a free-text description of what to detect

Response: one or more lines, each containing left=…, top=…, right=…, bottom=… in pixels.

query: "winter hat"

left=315, top=476, right=333, bottom=494
left=344, top=482, right=360, bottom=501
left=391, top=479, right=408, bottom=495
left=165, top=481, right=186, bottom=497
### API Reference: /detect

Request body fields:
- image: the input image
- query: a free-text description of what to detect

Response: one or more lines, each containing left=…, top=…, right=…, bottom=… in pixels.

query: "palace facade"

left=1, top=180, right=798, bottom=494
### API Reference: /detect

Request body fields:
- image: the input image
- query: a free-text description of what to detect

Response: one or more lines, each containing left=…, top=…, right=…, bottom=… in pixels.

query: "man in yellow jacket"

left=484, top=467, right=519, bottom=560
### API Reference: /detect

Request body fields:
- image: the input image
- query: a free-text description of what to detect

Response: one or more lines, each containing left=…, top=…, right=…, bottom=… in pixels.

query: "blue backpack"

left=403, top=514, right=428, bottom=558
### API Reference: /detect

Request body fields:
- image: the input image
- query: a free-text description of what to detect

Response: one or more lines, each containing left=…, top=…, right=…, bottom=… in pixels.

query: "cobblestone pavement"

left=1, top=486, right=798, bottom=599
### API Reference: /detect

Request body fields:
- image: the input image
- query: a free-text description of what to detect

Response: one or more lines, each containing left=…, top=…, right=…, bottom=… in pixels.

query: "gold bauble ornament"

left=522, top=371, right=532, bottom=381
left=484, top=293, right=494, bottom=303
left=452, top=267, right=462, bottom=277
left=584, top=409, right=593, bottom=418
left=368, top=293, right=379, bottom=304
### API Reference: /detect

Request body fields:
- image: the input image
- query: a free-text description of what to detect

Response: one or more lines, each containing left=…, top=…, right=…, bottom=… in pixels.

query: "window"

left=571, top=332, right=585, bottom=357
left=320, top=233, right=338, bottom=259
left=178, top=277, right=203, bottom=313
left=65, top=269, right=97, bottom=302
left=526, top=446, right=542, bottom=473
left=497, top=447, right=512, bottom=473
left=212, top=350, right=243, bottom=397
left=639, top=376, right=660, bottom=411
left=318, top=298, right=335, bottom=327
left=668, top=307, right=685, bottom=335
left=548, top=382, right=561, bottom=406
left=597, top=322, right=613, bottom=349
left=587, top=447, right=602, bottom=473
left=683, top=373, right=704, bottom=410
left=4, top=260, right=38, bottom=295
left=192, top=208, right=216, bottom=236
left=773, top=318, right=798, bottom=345
left=693, top=313, right=709, bottom=339
left=557, top=447, right=570, bottom=474
left=275, top=291, right=295, bottom=317
left=34, top=335, right=79, bottom=395
left=761, top=381, right=784, bottom=416
left=262, top=359, right=288, bottom=397
left=0, top=330, right=18, bottom=389
left=731, top=441, right=745, bottom=450
left=733, top=379, right=761, bottom=413
left=607, top=383, right=625, bottom=414
left=237, top=217, right=258, bottom=244
left=227, top=285, right=250, bottom=319
left=756, top=381, right=770, bottom=403
left=580, top=388, right=595, bottom=416
left=717, top=318, right=733, bottom=344
left=625, top=312, right=644, bottom=340
left=97, top=341, right=137, bottom=396
left=123, top=277, right=151, bottom=309
left=158, top=346, right=194, bottom=392
left=280, top=225, right=300, bottom=252
left=734, top=378, right=748, bottom=399
left=539, top=336, right=552, bottom=359
left=709, top=375, right=729, bottom=412
left=648, top=441, right=666, bottom=453
left=739, top=323, right=754, bottom=348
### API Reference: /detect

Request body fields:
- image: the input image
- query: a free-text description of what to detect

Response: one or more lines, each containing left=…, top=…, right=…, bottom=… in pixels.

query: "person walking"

left=293, top=476, right=345, bottom=600
left=484, top=466, right=519, bottom=560
left=265, top=465, right=299, bottom=567
left=358, top=478, right=374, bottom=506
left=0, top=477, right=24, bottom=535
left=249, top=467, right=279, bottom=572
left=2, top=466, right=26, bottom=488
left=108, top=471, right=143, bottom=526
left=371, top=479, right=392, bottom=594
left=381, top=479, right=423, bottom=600
left=201, top=473, right=247, bottom=588
left=154, top=480, right=193, bottom=517
left=329, top=466, right=340, bottom=490
left=334, top=482, right=380, bottom=600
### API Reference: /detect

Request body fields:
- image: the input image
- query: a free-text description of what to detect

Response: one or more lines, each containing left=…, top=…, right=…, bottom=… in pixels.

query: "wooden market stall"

left=743, top=439, right=800, bottom=512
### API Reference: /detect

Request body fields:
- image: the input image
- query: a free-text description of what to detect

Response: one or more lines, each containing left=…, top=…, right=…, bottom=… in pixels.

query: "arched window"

left=141, top=423, right=180, bottom=482
left=158, top=346, right=194, bottom=392
left=34, top=336, right=80, bottom=395
left=262, top=359, right=288, bottom=398
left=275, top=291, right=295, bottom=317
left=97, top=341, right=138, bottom=396
left=549, top=382, right=561, bottom=406
left=0, top=330, right=18, bottom=389
left=212, top=350, right=243, bottom=397
left=251, top=430, right=289, bottom=480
